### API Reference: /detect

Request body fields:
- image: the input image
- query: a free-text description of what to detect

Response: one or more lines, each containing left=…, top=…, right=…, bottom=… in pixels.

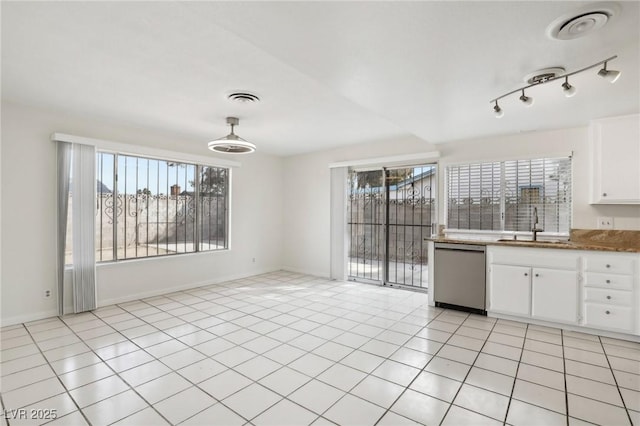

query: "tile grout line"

left=437, top=314, right=502, bottom=426
left=561, top=329, right=570, bottom=426
left=597, top=335, right=634, bottom=425
left=20, top=321, right=94, bottom=426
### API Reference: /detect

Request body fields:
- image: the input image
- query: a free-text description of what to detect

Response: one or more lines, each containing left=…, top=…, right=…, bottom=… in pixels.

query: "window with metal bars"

left=446, top=156, right=571, bottom=234
left=95, top=152, right=228, bottom=262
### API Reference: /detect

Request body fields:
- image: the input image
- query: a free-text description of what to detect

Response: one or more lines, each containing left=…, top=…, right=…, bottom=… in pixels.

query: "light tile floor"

left=1, top=271, right=639, bottom=425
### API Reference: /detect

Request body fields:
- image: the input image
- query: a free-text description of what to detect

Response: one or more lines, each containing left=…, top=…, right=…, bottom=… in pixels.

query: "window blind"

left=447, top=156, right=571, bottom=234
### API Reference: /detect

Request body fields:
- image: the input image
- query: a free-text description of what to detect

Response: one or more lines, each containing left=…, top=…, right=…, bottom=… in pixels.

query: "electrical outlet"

left=597, top=217, right=614, bottom=230
left=44, top=290, right=51, bottom=299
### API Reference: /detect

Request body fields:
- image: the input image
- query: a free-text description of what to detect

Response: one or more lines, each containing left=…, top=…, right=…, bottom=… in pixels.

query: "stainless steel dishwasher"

left=434, top=242, right=486, bottom=315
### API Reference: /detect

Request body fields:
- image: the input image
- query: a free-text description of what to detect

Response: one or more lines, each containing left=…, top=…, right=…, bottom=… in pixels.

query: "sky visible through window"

left=98, top=154, right=197, bottom=195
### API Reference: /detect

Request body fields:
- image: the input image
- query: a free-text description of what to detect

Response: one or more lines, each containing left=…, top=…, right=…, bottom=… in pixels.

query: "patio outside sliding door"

left=347, top=164, right=436, bottom=290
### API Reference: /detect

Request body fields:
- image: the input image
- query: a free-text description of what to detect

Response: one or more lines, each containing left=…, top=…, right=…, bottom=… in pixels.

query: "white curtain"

left=56, top=142, right=72, bottom=315
left=57, top=142, right=97, bottom=314
left=329, top=167, right=348, bottom=281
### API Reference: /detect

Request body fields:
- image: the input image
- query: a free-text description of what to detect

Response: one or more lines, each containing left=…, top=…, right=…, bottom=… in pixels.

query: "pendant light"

left=519, top=89, right=534, bottom=107
left=208, top=117, right=256, bottom=154
left=597, top=61, right=621, bottom=83
left=493, top=101, right=504, bottom=118
left=561, top=77, right=577, bottom=98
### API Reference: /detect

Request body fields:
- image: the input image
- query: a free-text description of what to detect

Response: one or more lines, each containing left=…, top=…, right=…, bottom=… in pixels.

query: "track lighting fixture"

left=493, top=101, right=504, bottom=118
left=519, top=89, right=534, bottom=107
left=490, top=55, right=620, bottom=118
left=561, top=77, right=577, bottom=98
left=598, top=61, right=621, bottom=83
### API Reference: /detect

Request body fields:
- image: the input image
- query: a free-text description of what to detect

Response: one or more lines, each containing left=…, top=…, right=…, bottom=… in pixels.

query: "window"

left=446, top=156, right=571, bottom=234
left=96, top=152, right=228, bottom=262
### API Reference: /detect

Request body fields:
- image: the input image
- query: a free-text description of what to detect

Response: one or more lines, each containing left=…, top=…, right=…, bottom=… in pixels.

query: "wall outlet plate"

left=597, top=217, right=614, bottom=230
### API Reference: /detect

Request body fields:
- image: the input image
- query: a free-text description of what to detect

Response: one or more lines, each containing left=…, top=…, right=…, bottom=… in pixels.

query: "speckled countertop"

left=427, top=229, right=640, bottom=253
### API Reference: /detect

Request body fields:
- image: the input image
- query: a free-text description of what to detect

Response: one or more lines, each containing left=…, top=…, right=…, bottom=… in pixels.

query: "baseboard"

left=97, top=267, right=282, bottom=307
left=1, top=309, right=60, bottom=327
left=281, top=266, right=330, bottom=279
left=2, top=267, right=282, bottom=326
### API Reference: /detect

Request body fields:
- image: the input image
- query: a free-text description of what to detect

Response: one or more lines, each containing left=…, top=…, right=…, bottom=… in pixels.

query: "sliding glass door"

left=347, top=164, right=437, bottom=290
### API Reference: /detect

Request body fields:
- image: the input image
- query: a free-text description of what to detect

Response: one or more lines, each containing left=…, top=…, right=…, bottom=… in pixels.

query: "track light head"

left=493, top=101, right=504, bottom=118
left=519, top=89, right=534, bottom=107
left=562, top=77, right=577, bottom=98
left=598, top=62, right=621, bottom=83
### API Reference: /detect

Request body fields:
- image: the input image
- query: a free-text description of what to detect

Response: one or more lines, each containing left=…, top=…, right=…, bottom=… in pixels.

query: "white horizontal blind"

left=503, top=157, right=571, bottom=233
left=447, top=157, right=571, bottom=234
left=447, top=162, right=501, bottom=230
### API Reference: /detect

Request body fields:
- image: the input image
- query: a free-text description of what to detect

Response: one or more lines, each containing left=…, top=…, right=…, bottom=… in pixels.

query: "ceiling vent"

left=227, top=92, right=260, bottom=103
left=524, top=67, right=566, bottom=85
left=547, top=3, right=618, bottom=40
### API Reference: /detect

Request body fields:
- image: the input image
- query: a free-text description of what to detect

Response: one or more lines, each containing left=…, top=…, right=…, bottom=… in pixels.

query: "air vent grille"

left=228, top=92, right=260, bottom=103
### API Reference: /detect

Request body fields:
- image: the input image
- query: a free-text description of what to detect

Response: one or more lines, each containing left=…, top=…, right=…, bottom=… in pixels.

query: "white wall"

left=282, top=127, right=640, bottom=277
left=1, top=102, right=283, bottom=325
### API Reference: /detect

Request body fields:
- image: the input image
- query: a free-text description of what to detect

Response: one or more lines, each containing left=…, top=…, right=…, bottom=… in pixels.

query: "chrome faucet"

left=531, top=207, right=544, bottom=241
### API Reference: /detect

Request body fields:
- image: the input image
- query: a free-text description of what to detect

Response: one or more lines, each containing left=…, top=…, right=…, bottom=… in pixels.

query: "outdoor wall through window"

left=93, top=152, right=228, bottom=262
left=446, top=156, right=572, bottom=235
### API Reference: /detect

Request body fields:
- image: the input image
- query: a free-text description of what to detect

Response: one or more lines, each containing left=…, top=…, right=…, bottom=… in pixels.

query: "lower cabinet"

left=489, top=265, right=530, bottom=316
left=488, top=246, right=639, bottom=336
left=488, top=247, right=580, bottom=326
left=531, top=268, right=578, bottom=324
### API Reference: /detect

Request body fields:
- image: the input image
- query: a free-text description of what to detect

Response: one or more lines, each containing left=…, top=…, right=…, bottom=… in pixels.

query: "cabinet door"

left=531, top=268, right=578, bottom=324
left=591, top=114, right=640, bottom=203
left=489, top=264, right=531, bottom=316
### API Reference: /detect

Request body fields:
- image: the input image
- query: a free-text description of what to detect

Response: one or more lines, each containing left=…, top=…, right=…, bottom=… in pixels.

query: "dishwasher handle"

left=434, top=242, right=486, bottom=252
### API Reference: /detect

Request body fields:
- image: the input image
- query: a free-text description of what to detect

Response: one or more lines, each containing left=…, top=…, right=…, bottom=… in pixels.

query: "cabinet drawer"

left=584, top=256, right=635, bottom=275
left=584, top=272, right=633, bottom=291
left=584, top=288, right=632, bottom=307
left=584, top=303, right=633, bottom=332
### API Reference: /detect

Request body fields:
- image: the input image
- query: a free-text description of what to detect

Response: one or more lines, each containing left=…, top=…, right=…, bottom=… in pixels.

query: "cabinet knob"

left=603, top=193, right=607, bottom=197
left=535, top=273, right=540, bottom=277
left=524, top=273, right=528, bottom=276
left=605, top=310, right=611, bottom=315
left=606, top=264, right=611, bottom=268
left=607, top=295, right=612, bottom=300
left=606, top=279, right=611, bottom=284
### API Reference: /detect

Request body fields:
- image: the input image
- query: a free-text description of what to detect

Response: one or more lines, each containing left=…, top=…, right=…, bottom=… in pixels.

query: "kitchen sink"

left=496, top=239, right=569, bottom=244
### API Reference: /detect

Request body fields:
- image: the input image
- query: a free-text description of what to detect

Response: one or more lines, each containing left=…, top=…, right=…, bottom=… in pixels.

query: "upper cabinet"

left=589, top=113, right=640, bottom=204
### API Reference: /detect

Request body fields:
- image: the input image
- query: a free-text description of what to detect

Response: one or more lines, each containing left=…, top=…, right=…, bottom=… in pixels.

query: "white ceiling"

left=2, top=1, right=638, bottom=156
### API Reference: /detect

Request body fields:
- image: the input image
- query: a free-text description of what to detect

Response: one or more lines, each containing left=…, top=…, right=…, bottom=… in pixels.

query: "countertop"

left=427, top=237, right=640, bottom=253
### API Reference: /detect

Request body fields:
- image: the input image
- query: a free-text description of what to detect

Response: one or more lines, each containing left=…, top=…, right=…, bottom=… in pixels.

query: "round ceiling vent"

left=227, top=92, right=260, bottom=103
left=524, top=67, right=566, bottom=85
left=547, top=3, right=618, bottom=40
left=557, top=12, right=609, bottom=39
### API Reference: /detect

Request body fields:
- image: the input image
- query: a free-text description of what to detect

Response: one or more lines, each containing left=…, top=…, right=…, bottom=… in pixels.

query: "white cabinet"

left=531, top=268, right=578, bottom=324
left=487, top=247, right=580, bottom=325
left=488, top=246, right=639, bottom=336
left=582, top=253, right=637, bottom=333
left=489, top=265, right=531, bottom=316
left=590, top=113, right=640, bottom=204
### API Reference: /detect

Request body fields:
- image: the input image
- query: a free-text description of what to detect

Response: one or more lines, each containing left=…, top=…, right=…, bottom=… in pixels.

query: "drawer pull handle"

left=607, top=295, right=612, bottom=300
left=606, top=280, right=611, bottom=284
left=606, top=264, right=611, bottom=268
left=606, top=310, right=611, bottom=315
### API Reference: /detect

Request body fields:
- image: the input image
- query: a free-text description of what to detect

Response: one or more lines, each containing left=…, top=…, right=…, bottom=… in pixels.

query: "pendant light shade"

left=597, top=61, right=621, bottom=83
left=207, top=117, right=256, bottom=154
left=519, top=89, right=534, bottom=107
left=493, top=101, right=504, bottom=118
left=562, top=77, right=577, bottom=97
